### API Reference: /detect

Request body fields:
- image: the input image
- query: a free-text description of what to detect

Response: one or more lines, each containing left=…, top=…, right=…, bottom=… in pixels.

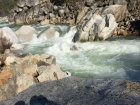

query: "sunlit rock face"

left=0, top=27, right=19, bottom=53
left=0, top=53, right=71, bottom=101
left=7, top=0, right=140, bottom=39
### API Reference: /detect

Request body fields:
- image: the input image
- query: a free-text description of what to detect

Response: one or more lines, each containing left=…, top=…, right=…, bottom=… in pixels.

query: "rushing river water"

left=1, top=22, right=140, bottom=81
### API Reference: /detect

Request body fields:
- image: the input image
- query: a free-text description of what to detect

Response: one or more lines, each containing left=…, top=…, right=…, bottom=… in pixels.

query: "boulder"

left=4, top=56, right=16, bottom=66
left=2, top=77, right=140, bottom=105
left=102, top=5, right=128, bottom=22
left=16, top=26, right=37, bottom=43
left=0, top=70, right=13, bottom=87
left=74, top=12, right=118, bottom=42
left=10, top=44, right=25, bottom=51
left=0, top=53, right=71, bottom=101
left=23, top=64, right=38, bottom=77
left=37, top=64, right=71, bottom=82
left=98, top=14, right=118, bottom=40
left=16, top=74, right=35, bottom=94
left=0, top=27, right=19, bottom=53
left=41, top=28, right=56, bottom=40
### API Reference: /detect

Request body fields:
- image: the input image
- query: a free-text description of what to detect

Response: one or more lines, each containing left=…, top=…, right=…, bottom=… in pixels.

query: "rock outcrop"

left=0, top=52, right=71, bottom=101
left=1, top=77, right=140, bottom=105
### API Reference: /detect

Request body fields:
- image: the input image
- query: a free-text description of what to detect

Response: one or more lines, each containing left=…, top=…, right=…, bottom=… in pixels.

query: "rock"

left=41, top=28, right=56, bottom=40
left=69, top=19, right=75, bottom=25
left=4, top=56, right=16, bottom=66
left=74, top=14, right=106, bottom=42
left=0, top=70, right=12, bottom=87
left=37, top=66, right=51, bottom=75
left=74, top=13, right=118, bottom=42
left=58, top=9, right=65, bottom=16
left=76, top=7, right=89, bottom=24
left=10, top=44, right=25, bottom=51
left=49, top=13, right=55, bottom=19
left=112, top=0, right=127, bottom=5
left=85, top=0, right=94, bottom=6
left=0, top=27, right=19, bottom=53
left=102, top=5, right=128, bottom=22
left=0, top=53, right=70, bottom=101
left=53, top=5, right=58, bottom=11
left=2, top=77, right=140, bottom=105
left=50, top=64, right=71, bottom=79
left=0, top=16, right=8, bottom=22
left=37, top=64, right=71, bottom=82
left=98, top=14, right=118, bottom=40
left=37, top=54, right=56, bottom=66
left=45, top=56, right=56, bottom=65
left=23, top=64, right=38, bottom=77
left=16, top=74, right=35, bottom=94
left=0, top=78, right=16, bottom=101
left=0, top=89, right=7, bottom=101
left=40, top=19, right=50, bottom=25
left=16, top=26, right=37, bottom=43
left=14, top=12, right=26, bottom=24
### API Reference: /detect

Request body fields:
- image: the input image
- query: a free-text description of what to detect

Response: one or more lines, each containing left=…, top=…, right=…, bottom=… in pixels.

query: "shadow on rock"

left=15, top=95, right=59, bottom=105
left=15, top=101, right=25, bottom=105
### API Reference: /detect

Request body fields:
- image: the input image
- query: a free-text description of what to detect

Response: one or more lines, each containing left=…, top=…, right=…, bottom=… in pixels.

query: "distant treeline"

left=0, top=0, right=18, bottom=16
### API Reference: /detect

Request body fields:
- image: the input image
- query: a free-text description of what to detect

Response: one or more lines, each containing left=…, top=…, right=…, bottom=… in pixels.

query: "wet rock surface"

left=1, top=77, right=140, bottom=105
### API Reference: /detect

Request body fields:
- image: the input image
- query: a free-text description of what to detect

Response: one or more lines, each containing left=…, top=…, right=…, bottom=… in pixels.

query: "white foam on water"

left=45, top=26, right=77, bottom=54
left=22, top=25, right=140, bottom=81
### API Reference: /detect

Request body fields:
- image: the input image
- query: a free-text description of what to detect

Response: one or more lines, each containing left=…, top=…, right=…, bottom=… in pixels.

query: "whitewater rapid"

left=1, top=22, right=140, bottom=81
left=18, top=25, right=140, bottom=81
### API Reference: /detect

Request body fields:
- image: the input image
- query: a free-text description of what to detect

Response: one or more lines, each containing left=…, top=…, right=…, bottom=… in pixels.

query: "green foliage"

left=0, top=0, right=18, bottom=16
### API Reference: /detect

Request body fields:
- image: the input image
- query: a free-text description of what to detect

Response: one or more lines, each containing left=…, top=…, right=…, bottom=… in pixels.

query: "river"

left=1, top=22, right=140, bottom=81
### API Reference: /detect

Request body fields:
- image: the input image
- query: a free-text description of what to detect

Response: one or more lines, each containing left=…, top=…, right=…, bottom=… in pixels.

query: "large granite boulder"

left=73, top=12, right=118, bottom=42
left=1, top=77, right=140, bottom=105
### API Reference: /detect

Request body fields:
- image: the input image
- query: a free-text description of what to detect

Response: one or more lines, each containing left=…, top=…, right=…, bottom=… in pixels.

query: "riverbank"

left=1, top=77, right=140, bottom=105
